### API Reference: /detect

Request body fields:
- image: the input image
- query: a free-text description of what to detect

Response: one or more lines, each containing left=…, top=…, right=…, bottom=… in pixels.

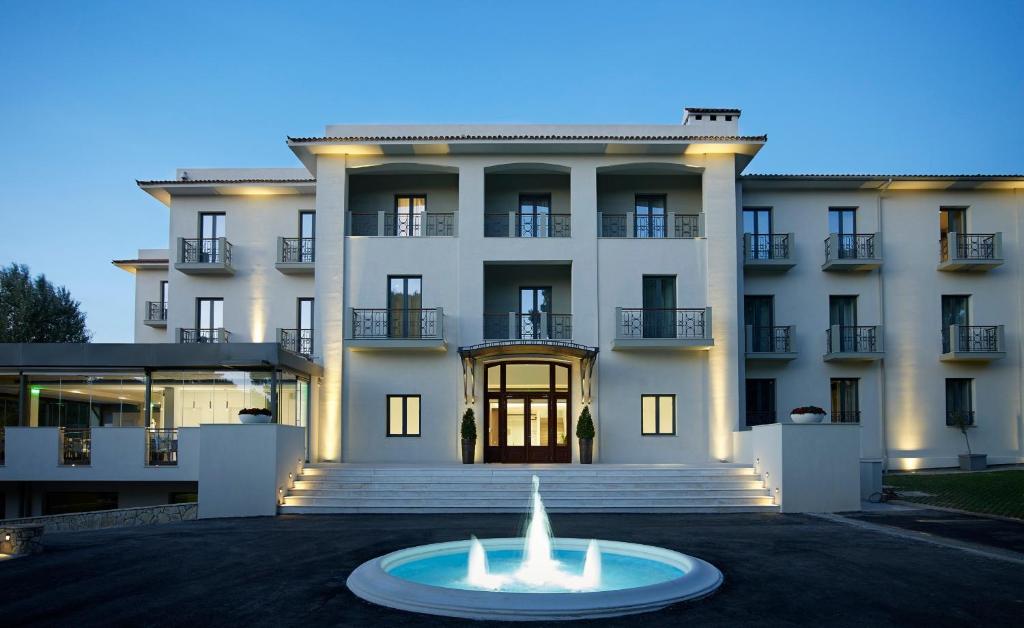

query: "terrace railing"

left=146, top=428, right=178, bottom=466
left=179, top=328, right=231, bottom=344
left=59, top=427, right=91, bottom=465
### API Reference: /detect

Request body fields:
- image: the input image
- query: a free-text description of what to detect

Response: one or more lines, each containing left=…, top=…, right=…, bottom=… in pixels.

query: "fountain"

left=346, top=475, right=723, bottom=620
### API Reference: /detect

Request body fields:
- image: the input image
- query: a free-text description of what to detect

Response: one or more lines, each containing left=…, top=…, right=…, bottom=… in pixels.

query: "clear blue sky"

left=1, top=0, right=1021, bottom=342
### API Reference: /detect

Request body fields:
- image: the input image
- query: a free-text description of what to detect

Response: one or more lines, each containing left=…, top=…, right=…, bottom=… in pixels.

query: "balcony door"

left=745, top=379, right=776, bottom=426
left=196, top=298, right=223, bottom=341
left=394, top=195, right=426, bottom=237
left=830, top=379, right=859, bottom=423
left=829, top=208, right=857, bottom=258
left=518, top=194, right=551, bottom=238
left=388, top=276, right=422, bottom=338
left=643, top=275, right=676, bottom=338
left=198, top=212, right=225, bottom=262
left=635, top=194, right=667, bottom=238
left=745, top=296, right=775, bottom=352
left=297, top=298, right=314, bottom=355
left=940, top=208, right=967, bottom=240
left=519, top=287, right=551, bottom=339
left=298, top=211, right=316, bottom=262
left=941, top=295, right=970, bottom=352
left=743, top=208, right=772, bottom=259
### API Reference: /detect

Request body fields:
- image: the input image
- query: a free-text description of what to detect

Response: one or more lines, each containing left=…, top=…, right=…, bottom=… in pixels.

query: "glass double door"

left=485, top=363, right=570, bottom=463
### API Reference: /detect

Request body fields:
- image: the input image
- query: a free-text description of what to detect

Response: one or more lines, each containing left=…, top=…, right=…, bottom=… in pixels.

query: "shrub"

left=460, top=408, right=477, bottom=440
left=239, top=407, right=272, bottom=416
left=791, top=406, right=826, bottom=415
left=576, top=406, right=595, bottom=439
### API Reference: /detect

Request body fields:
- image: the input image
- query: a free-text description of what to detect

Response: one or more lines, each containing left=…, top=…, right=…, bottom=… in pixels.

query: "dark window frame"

left=828, top=207, right=858, bottom=235
left=386, top=394, right=422, bottom=437
left=195, top=297, right=223, bottom=330
left=197, top=212, right=226, bottom=240
left=945, top=378, right=974, bottom=426
left=159, top=280, right=168, bottom=306
left=745, top=379, right=776, bottom=427
left=640, top=394, right=676, bottom=436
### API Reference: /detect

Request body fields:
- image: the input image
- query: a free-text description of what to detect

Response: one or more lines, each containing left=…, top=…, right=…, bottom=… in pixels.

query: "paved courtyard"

left=1, top=511, right=1022, bottom=627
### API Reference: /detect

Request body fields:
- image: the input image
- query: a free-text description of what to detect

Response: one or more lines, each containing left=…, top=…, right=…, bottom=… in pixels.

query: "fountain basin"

left=347, top=537, right=723, bottom=621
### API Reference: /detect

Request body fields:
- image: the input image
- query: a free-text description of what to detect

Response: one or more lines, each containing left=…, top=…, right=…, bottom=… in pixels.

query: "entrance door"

left=484, top=363, right=571, bottom=463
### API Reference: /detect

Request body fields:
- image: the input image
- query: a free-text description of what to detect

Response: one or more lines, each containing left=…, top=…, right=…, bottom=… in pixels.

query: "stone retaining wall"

left=0, top=503, right=198, bottom=534
left=0, top=524, right=44, bottom=555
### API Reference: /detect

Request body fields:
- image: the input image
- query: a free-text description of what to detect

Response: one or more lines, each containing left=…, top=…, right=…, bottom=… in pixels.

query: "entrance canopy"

left=457, top=340, right=598, bottom=404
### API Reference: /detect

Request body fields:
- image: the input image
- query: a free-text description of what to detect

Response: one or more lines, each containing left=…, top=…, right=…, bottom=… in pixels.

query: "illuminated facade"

left=2, top=107, right=1022, bottom=517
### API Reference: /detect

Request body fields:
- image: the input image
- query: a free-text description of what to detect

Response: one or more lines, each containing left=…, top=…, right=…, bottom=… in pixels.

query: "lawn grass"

left=885, top=469, right=1024, bottom=520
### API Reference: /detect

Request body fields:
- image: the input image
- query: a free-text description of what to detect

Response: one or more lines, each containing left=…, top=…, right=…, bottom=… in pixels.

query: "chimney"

left=682, top=107, right=741, bottom=135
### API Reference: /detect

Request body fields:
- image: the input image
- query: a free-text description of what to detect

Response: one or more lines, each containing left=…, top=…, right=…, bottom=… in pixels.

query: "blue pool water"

left=389, top=547, right=686, bottom=593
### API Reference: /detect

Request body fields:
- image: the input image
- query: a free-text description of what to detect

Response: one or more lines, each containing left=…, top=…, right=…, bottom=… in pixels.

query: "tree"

left=0, top=263, right=91, bottom=342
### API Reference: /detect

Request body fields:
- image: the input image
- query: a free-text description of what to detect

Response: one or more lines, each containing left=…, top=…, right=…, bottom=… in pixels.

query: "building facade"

left=2, top=107, right=1023, bottom=516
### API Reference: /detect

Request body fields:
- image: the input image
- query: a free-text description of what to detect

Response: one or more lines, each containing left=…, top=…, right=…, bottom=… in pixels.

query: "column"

left=702, top=154, right=744, bottom=461
left=314, top=155, right=346, bottom=462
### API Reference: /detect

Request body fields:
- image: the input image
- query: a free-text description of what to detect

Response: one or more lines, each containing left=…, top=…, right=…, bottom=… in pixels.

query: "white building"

left=1, top=107, right=1021, bottom=517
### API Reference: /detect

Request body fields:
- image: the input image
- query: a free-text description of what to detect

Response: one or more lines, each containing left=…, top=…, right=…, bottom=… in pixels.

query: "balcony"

left=598, top=213, right=703, bottom=238
left=940, top=325, right=1005, bottom=362
left=612, top=307, right=713, bottom=351
left=821, top=233, right=882, bottom=271
left=346, top=307, right=446, bottom=351
left=483, top=313, right=573, bottom=341
left=348, top=212, right=458, bottom=237
left=59, top=427, right=91, bottom=466
left=745, top=325, right=797, bottom=361
left=484, top=212, right=571, bottom=238
left=174, top=237, right=234, bottom=275
left=275, top=237, right=315, bottom=274
left=178, top=328, right=231, bottom=344
left=823, top=325, right=884, bottom=361
left=279, top=328, right=314, bottom=357
left=146, top=428, right=179, bottom=466
left=938, top=233, right=1003, bottom=272
left=743, top=233, right=795, bottom=271
left=144, top=301, right=168, bottom=327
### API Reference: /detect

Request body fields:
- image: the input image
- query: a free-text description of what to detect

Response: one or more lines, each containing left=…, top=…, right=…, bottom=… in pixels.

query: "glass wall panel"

left=487, top=399, right=500, bottom=446
left=555, top=399, right=568, bottom=446
left=506, top=398, right=526, bottom=446
left=27, top=373, right=146, bottom=427
left=150, top=370, right=272, bottom=427
left=0, top=375, right=19, bottom=427
left=278, top=371, right=310, bottom=427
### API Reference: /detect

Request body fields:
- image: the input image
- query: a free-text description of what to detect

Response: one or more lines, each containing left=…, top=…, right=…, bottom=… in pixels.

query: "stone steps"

left=279, top=464, right=777, bottom=514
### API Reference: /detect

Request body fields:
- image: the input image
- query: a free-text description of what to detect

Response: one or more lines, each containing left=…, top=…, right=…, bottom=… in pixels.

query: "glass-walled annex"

left=1, top=369, right=309, bottom=429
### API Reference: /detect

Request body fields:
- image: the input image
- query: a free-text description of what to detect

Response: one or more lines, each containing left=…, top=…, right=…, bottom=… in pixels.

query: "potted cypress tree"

left=576, top=406, right=595, bottom=464
left=950, top=410, right=986, bottom=471
left=460, top=408, right=477, bottom=464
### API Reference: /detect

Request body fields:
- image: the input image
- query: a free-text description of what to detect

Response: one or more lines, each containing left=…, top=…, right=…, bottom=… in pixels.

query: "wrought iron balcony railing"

left=744, top=233, right=790, bottom=260
left=483, top=212, right=571, bottom=238
left=59, top=427, right=91, bottom=465
left=145, top=301, right=168, bottom=321
left=348, top=212, right=457, bottom=237
left=826, top=325, right=879, bottom=353
left=945, top=410, right=975, bottom=427
left=280, top=328, right=314, bottom=356
left=350, top=308, right=441, bottom=339
left=942, top=325, right=1002, bottom=354
left=280, top=237, right=315, bottom=263
left=179, top=237, right=232, bottom=264
left=179, top=328, right=231, bottom=344
left=483, top=313, right=572, bottom=340
left=747, top=326, right=793, bottom=353
left=617, top=308, right=707, bottom=340
left=146, top=428, right=178, bottom=466
left=830, top=411, right=861, bottom=424
left=598, top=213, right=702, bottom=238
left=940, top=233, right=997, bottom=261
left=824, top=233, right=876, bottom=261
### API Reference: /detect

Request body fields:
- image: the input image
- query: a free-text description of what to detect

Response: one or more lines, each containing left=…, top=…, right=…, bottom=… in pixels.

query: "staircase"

left=279, top=464, right=777, bottom=514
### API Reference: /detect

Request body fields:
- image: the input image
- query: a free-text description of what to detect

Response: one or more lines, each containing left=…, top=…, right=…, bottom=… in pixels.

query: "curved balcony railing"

left=350, top=308, right=441, bottom=339
left=617, top=308, right=707, bottom=340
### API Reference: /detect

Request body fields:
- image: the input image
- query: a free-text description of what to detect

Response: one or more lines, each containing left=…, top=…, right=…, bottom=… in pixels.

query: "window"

left=743, top=208, right=773, bottom=259
left=828, top=208, right=857, bottom=235
left=641, top=394, right=675, bottom=435
left=159, top=280, right=168, bottom=306
left=519, top=287, right=551, bottom=339
left=295, top=298, right=314, bottom=355
left=195, top=298, right=223, bottom=340
left=945, top=379, right=974, bottom=426
left=745, top=380, right=776, bottom=427
left=830, top=379, right=860, bottom=423
left=635, top=194, right=667, bottom=238
left=387, top=395, right=421, bottom=436
left=298, top=211, right=316, bottom=262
